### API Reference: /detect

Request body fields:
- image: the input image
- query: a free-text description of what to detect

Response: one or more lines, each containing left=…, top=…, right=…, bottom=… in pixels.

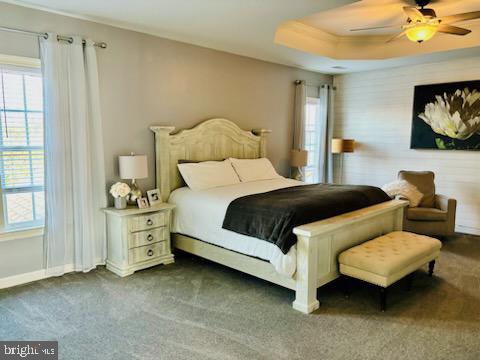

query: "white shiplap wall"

left=334, top=56, right=480, bottom=235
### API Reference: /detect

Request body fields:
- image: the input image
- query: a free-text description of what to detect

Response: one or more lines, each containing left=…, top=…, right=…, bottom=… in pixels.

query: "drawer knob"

left=147, top=234, right=154, bottom=241
left=146, top=219, right=153, bottom=226
left=147, top=249, right=154, bottom=257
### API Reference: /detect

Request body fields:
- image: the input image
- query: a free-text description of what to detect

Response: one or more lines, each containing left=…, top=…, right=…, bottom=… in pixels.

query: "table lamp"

left=290, top=149, right=308, bottom=181
left=119, top=153, right=148, bottom=204
left=332, top=138, right=354, bottom=184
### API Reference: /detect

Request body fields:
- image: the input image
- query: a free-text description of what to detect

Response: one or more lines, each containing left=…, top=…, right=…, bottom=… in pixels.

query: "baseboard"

left=0, top=269, right=48, bottom=290
left=456, top=225, right=480, bottom=236
left=0, top=261, right=105, bottom=290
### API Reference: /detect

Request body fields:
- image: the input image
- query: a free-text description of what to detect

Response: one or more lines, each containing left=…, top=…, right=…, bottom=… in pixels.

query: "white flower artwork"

left=411, top=81, right=480, bottom=151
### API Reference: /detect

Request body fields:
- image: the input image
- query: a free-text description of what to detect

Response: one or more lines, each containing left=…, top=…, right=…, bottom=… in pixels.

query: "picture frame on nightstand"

left=137, top=197, right=149, bottom=208
left=146, top=188, right=162, bottom=206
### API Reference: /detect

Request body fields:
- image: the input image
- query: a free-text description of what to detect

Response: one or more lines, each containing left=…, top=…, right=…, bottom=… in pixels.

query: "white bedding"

left=169, top=178, right=304, bottom=277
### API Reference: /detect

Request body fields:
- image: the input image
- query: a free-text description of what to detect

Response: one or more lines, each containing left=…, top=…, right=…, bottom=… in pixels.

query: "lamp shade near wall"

left=289, top=149, right=308, bottom=167
left=332, top=139, right=355, bottom=154
left=119, top=154, right=148, bottom=180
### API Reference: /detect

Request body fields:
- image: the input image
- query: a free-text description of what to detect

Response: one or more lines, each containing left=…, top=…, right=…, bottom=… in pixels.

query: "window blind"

left=0, top=63, right=44, bottom=229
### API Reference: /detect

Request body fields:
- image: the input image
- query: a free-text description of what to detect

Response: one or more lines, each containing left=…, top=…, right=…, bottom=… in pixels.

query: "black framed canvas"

left=410, top=80, right=480, bottom=150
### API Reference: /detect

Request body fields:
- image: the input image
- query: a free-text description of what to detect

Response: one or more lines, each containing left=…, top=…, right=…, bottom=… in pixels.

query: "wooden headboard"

left=150, top=118, right=271, bottom=201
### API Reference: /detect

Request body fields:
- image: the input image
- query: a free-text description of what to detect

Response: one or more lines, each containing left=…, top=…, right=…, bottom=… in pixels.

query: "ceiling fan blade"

left=350, top=24, right=402, bottom=32
left=386, top=30, right=407, bottom=43
left=437, top=24, right=472, bottom=36
left=403, top=6, right=425, bottom=22
left=439, top=11, right=480, bottom=25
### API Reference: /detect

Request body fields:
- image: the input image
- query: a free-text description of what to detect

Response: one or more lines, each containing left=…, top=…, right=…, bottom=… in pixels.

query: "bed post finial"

left=252, top=129, right=271, bottom=158
left=150, top=125, right=175, bottom=202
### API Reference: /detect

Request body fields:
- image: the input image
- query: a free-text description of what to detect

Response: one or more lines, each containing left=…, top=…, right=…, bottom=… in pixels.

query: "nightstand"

left=103, top=203, right=175, bottom=277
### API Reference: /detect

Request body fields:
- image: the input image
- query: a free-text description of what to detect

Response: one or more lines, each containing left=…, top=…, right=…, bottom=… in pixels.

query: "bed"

left=151, top=118, right=407, bottom=313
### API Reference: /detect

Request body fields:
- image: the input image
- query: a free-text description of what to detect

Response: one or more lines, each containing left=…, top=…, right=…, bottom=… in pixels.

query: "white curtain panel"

left=293, top=80, right=306, bottom=150
left=318, top=85, right=335, bottom=183
left=40, top=34, right=107, bottom=276
left=292, top=81, right=307, bottom=180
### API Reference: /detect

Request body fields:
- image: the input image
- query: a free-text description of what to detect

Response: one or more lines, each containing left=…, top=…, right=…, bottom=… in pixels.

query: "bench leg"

left=428, top=260, right=436, bottom=277
left=379, top=287, right=387, bottom=312
left=342, top=276, right=352, bottom=298
left=406, top=273, right=414, bottom=291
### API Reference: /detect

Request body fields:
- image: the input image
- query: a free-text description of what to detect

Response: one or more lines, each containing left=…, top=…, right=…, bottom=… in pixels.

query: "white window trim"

left=304, top=96, right=321, bottom=184
left=0, top=54, right=40, bottom=68
left=0, top=226, right=43, bottom=242
left=0, top=54, right=43, bottom=238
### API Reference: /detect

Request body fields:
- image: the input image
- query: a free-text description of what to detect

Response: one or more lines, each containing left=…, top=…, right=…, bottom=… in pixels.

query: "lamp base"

left=128, top=179, right=142, bottom=205
left=292, top=167, right=304, bottom=182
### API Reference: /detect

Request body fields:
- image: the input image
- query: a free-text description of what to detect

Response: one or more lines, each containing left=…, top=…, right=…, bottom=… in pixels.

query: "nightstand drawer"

left=128, top=242, right=167, bottom=264
left=128, top=212, right=166, bottom=232
left=128, top=227, right=167, bottom=249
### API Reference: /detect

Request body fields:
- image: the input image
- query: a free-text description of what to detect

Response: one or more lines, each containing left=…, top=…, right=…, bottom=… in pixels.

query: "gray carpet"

left=1, top=233, right=479, bottom=360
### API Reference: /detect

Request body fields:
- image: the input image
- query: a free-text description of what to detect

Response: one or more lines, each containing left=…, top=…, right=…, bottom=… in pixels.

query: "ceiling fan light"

left=406, top=24, right=438, bottom=43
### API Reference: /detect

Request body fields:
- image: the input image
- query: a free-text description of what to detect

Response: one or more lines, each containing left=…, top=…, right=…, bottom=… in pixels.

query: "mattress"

left=169, top=178, right=303, bottom=277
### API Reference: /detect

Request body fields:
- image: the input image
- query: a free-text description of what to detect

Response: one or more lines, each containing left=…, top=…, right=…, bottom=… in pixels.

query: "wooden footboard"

left=292, top=199, right=408, bottom=313
left=173, top=199, right=407, bottom=314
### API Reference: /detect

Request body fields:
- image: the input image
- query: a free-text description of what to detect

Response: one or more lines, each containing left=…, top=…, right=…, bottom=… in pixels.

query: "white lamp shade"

left=119, top=155, right=148, bottom=179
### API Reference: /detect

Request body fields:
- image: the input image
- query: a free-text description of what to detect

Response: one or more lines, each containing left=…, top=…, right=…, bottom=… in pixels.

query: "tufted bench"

left=338, top=231, right=442, bottom=311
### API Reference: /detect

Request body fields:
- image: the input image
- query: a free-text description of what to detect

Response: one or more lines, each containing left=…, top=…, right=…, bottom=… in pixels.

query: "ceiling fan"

left=350, top=0, right=480, bottom=43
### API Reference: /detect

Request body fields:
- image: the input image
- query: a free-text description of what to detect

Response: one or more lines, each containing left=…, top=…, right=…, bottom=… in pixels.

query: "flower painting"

left=411, top=80, right=480, bottom=150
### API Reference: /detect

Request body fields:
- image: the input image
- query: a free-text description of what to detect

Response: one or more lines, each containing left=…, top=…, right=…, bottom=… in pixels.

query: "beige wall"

left=0, top=2, right=331, bottom=190
left=0, top=2, right=330, bottom=280
left=334, top=57, right=480, bottom=235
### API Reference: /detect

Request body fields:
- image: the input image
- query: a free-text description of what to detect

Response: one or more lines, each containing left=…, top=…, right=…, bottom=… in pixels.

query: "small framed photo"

left=147, top=188, right=162, bottom=206
left=137, top=197, right=149, bottom=209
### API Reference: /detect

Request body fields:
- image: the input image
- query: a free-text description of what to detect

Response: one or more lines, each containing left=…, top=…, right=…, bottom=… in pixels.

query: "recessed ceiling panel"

left=275, top=0, right=480, bottom=60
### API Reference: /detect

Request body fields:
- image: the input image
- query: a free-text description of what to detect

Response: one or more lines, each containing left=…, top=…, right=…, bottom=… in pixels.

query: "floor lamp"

left=332, top=138, right=354, bottom=184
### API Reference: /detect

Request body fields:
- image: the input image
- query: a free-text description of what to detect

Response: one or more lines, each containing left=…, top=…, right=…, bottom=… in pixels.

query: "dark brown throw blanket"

left=222, top=184, right=390, bottom=254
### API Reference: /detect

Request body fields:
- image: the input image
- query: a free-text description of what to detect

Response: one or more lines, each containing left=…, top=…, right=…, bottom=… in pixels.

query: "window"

left=0, top=56, right=44, bottom=231
left=303, top=97, right=322, bottom=184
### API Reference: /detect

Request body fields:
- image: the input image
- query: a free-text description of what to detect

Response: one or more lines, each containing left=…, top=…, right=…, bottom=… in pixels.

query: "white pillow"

left=229, top=157, right=282, bottom=182
left=177, top=160, right=240, bottom=191
left=381, top=180, right=424, bottom=208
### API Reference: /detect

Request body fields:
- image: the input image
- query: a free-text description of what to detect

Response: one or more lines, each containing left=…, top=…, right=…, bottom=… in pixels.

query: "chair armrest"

left=435, top=194, right=456, bottom=212
left=435, top=194, right=457, bottom=234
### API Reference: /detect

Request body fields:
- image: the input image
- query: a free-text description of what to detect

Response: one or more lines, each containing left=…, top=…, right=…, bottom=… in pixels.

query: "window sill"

left=0, top=226, right=44, bottom=243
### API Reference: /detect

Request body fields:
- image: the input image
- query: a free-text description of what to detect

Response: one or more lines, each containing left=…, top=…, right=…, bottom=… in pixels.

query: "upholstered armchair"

left=398, top=171, right=456, bottom=237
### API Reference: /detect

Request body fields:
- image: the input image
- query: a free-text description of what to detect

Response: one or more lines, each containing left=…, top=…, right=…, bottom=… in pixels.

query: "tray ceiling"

left=275, top=0, right=480, bottom=60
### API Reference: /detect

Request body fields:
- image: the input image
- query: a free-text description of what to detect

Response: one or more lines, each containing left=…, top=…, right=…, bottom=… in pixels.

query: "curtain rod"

left=0, top=25, right=107, bottom=49
left=294, top=80, right=336, bottom=90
